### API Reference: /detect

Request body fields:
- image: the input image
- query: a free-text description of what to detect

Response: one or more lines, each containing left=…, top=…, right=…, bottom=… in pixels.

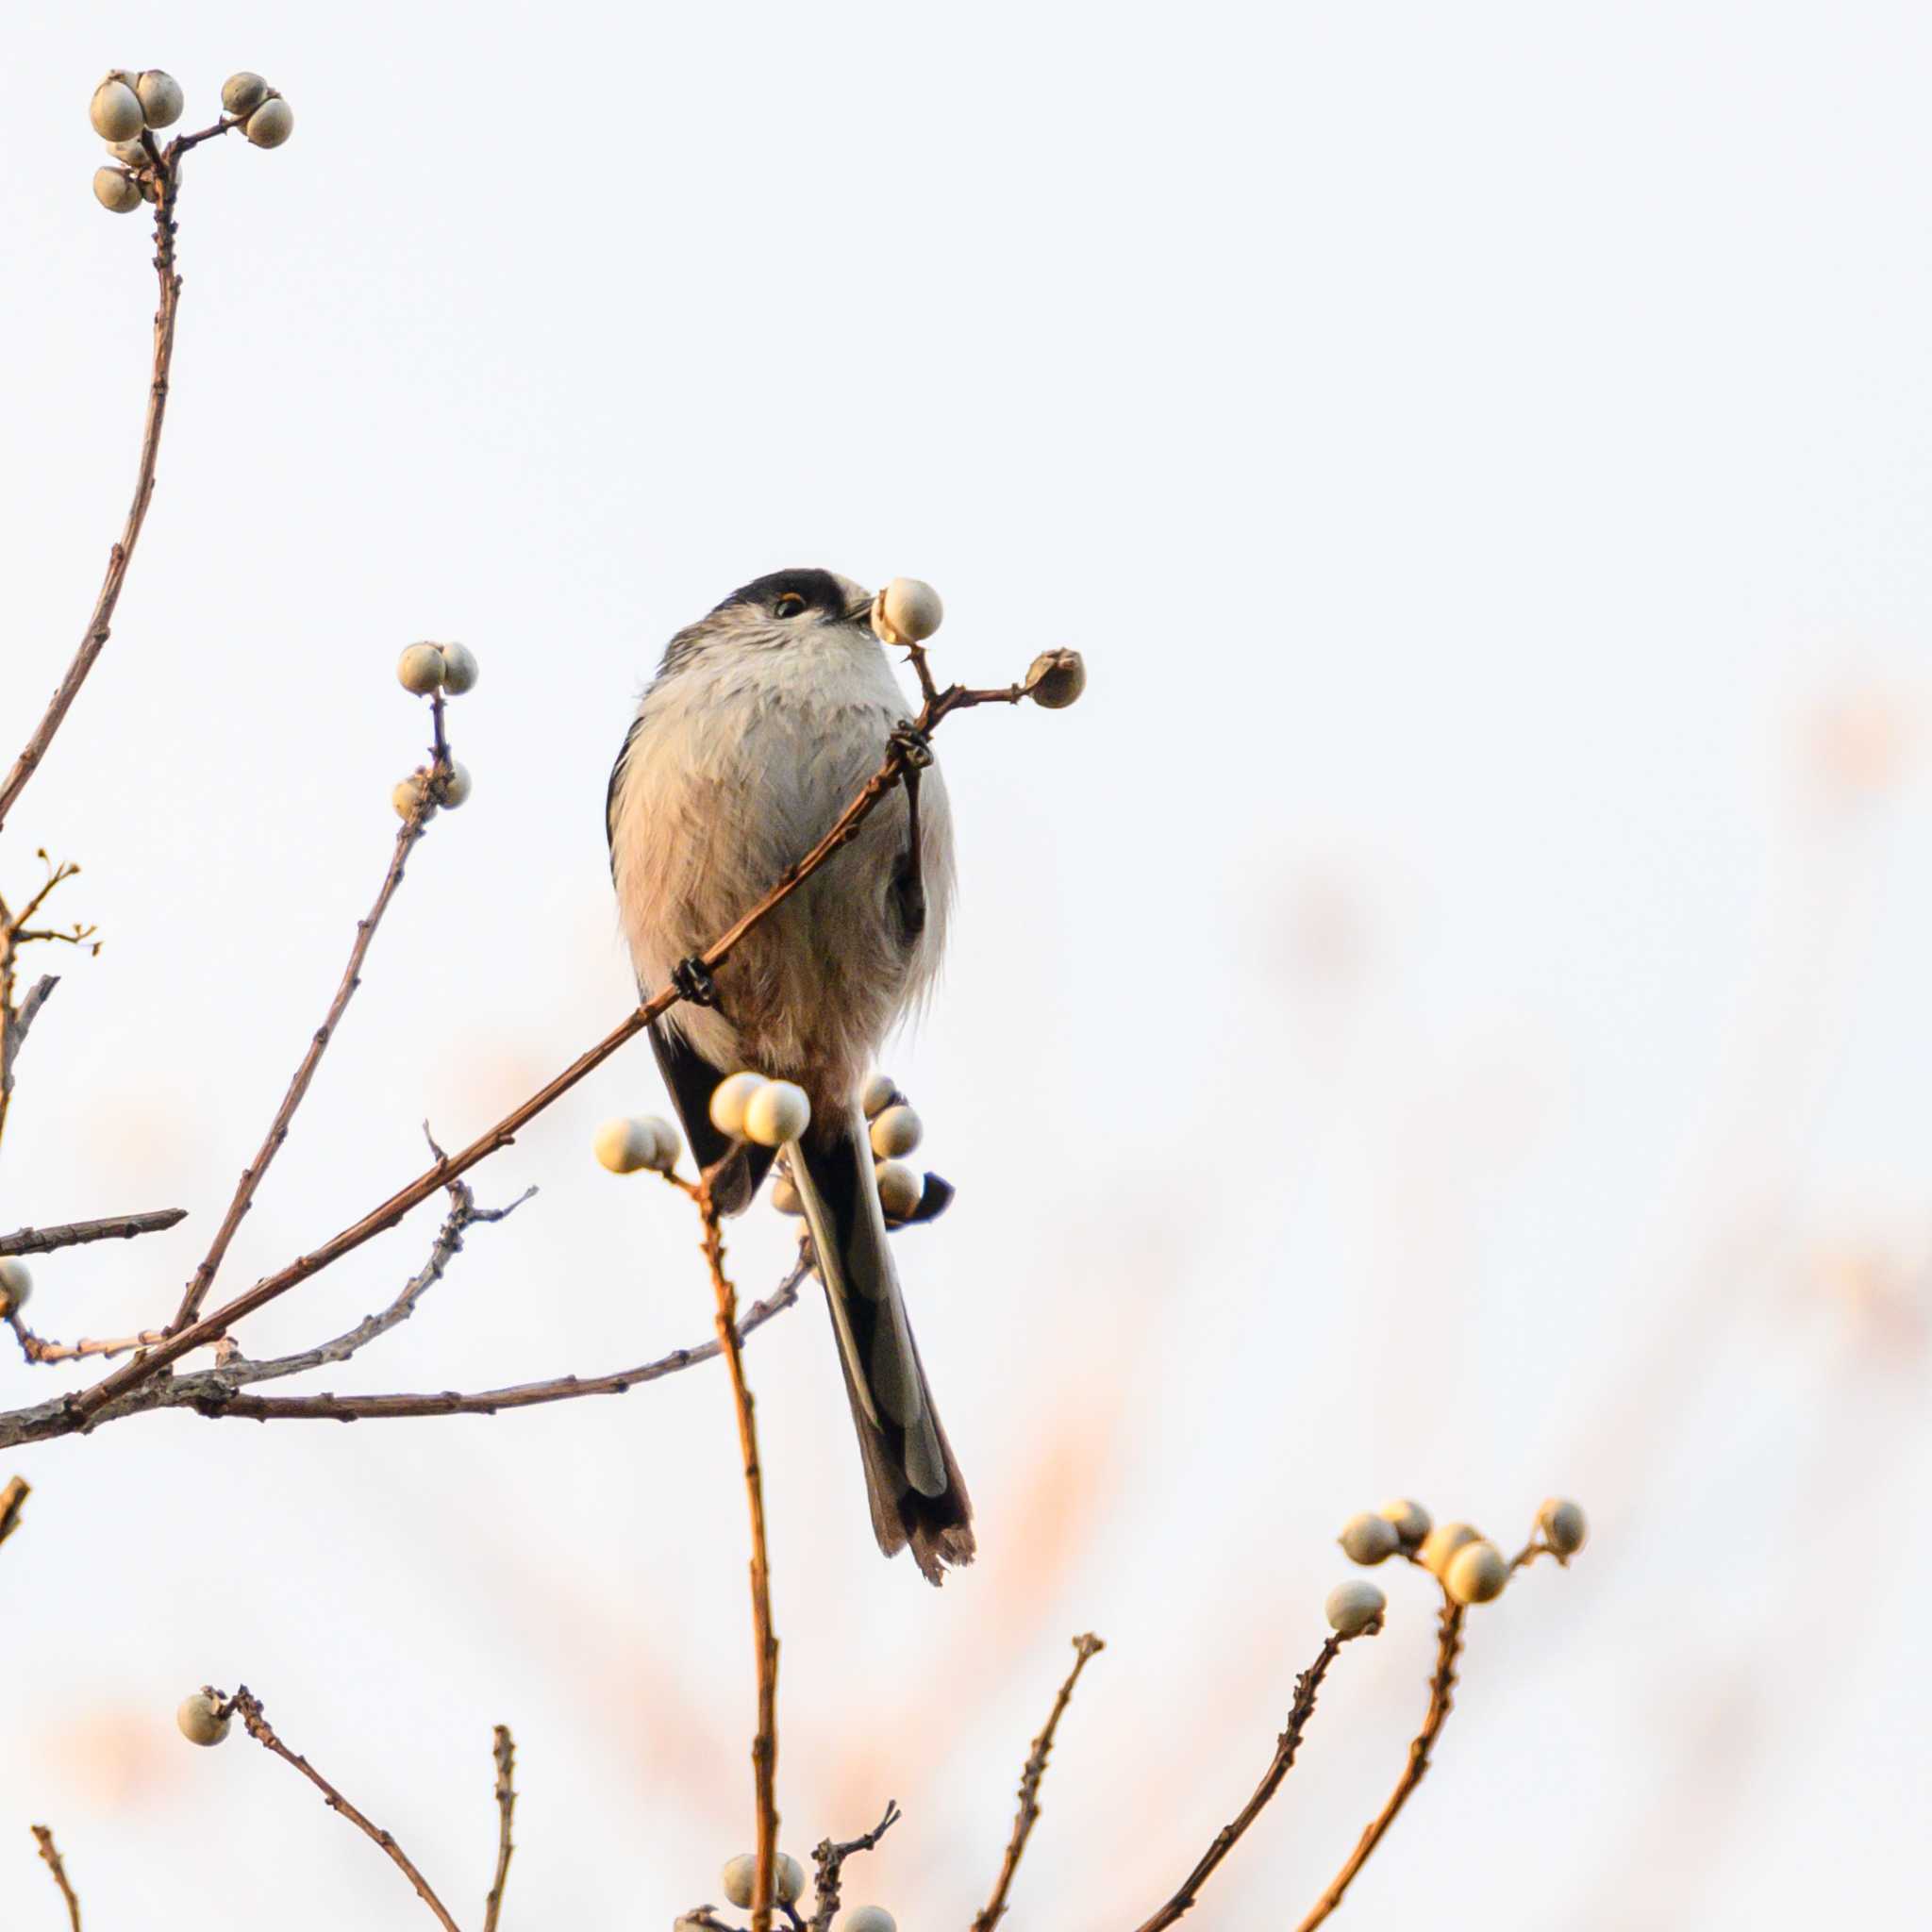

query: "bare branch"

left=1135, top=1623, right=1378, bottom=1932
left=972, top=1633, right=1106, bottom=1932
left=74, top=672, right=1028, bottom=1427
left=227, top=1686, right=460, bottom=1932
left=1293, top=1600, right=1463, bottom=1931
left=0, top=1474, right=27, bottom=1549
left=169, top=808, right=434, bottom=1332
left=482, top=1724, right=516, bottom=1932
left=0, top=1209, right=187, bottom=1257
left=30, top=1824, right=82, bottom=1931
left=807, top=1800, right=903, bottom=1932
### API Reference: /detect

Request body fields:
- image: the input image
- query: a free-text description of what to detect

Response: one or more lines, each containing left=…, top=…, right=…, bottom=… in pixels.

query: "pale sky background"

left=4, top=5, right=1930, bottom=1927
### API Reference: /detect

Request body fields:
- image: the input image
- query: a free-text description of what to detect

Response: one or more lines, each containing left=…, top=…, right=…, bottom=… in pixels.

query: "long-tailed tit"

left=607, top=567, right=973, bottom=1584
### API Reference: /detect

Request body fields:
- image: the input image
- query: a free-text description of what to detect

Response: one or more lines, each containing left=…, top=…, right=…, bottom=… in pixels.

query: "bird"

left=607, top=567, right=974, bottom=1585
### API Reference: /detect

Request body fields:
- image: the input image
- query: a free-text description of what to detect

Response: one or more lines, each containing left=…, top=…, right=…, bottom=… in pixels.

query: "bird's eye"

left=773, top=592, right=808, bottom=619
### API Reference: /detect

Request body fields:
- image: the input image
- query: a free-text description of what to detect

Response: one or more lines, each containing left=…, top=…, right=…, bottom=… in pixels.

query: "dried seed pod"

left=1324, top=1579, right=1386, bottom=1637
left=1339, top=1511, right=1400, bottom=1565
left=1444, top=1540, right=1509, bottom=1606
left=93, top=167, right=142, bottom=214
left=744, top=1079, right=810, bottom=1148
left=136, top=70, right=185, bottom=128
left=106, top=138, right=150, bottom=166
left=438, top=761, right=473, bottom=808
left=223, top=73, right=271, bottom=116
left=1538, top=1496, right=1588, bottom=1556
left=175, top=1692, right=230, bottom=1746
left=1377, top=1497, right=1432, bottom=1548
left=869, top=1104, right=923, bottom=1159
left=1418, top=1521, right=1480, bottom=1578
left=875, top=1159, right=922, bottom=1221
left=861, top=1072, right=898, bottom=1119
left=0, top=1258, right=31, bottom=1318
left=397, top=642, right=446, bottom=694
left=875, top=576, right=943, bottom=644
left=708, top=1072, right=766, bottom=1140
left=1024, top=647, right=1087, bottom=709
left=91, top=77, right=144, bottom=142
left=771, top=1171, right=805, bottom=1216
left=438, top=641, right=479, bottom=693
left=391, top=773, right=436, bottom=821
left=244, top=95, right=294, bottom=148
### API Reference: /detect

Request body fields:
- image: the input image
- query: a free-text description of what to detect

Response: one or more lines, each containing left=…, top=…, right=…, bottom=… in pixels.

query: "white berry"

left=175, top=1692, right=230, bottom=1746
left=771, top=1172, right=805, bottom=1216
left=391, top=773, right=436, bottom=821
left=593, top=1116, right=675, bottom=1174
left=1324, top=1578, right=1387, bottom=1637
left=438, top=762, right=473, bottom=808
left=91, top=78, right=144, bottom=142
left=438, top=641, right=479, bottom=693
left=709, top=1072, right=765, bottom=1140
left=774, top=1855, right=806, bottom=1905
left=1024, top=648, right=1087, bottom=709
left=136, top=70, right=185, bottom=129
left=397, top=642, right=446, bottom=694
left=1444, top=1540, right=1509, bottom=1606
left=1339, top=1511, right=1400, bottom=1565
left=877, top=576, right=943, bottom=643
left=245, top=96, right=294, bottom=148
left=0, top=1258, right=31, bottom=1318
left=1538, top=1497, right=1588, bottom=1557
left=842, top=1911, right=897, bottom=1932
left=744, top=1080, right=810, bottom=1148
left=1418, top=1522, right=1479, bottom=1578
left=869, top=1104, right=923, bottom=1159
left=861, top=1073, right=897, bottom=1119
left=106, top=138, right=149, bottom=166
left=875, top=1160, right=922, bottom=1220
left=223, top=73, right=270, bottom=116
left=93, top=167, right=142, bottom=214
left=1377, top=1498, right=1432, bottom=1549
left=720, top=1856, right=756, bottom=1908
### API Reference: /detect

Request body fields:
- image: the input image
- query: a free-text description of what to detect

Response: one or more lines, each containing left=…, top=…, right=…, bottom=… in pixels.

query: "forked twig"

left=972, top=1633, right=1107, bottom=1932
left=30, top=1824, right=82, bottom=1931
left=807, top=1800, right=903, bottom=1932
left=228, top=1686, right=459, bottom=1932
left=1134, top=1623, right=1378, bottom=1932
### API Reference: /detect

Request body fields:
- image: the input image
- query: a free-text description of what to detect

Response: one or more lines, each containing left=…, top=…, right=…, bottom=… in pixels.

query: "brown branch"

left=482, top=1724, right=516, bottom=1932
left=71, top=675, right=1022, bottom=1427
left=972, top=1633, right=1106, bottom=1932
left=0, top=1208, right=187, bottom=1257
left=0, top=152, right=191, bottom=836
left=0, top=1474, right=28, bottom=1549
left=0, top=970, right=59, bottom=1152
left=1134, top=1623, right=1377, bottom=1932
left=693, top=1178, right=782, bottom=1932
left=807, top=1800, right=903, bottom=1932
left=169, top=808, right=433, bottom=1333
left=30, top=1824, right=82, bottom=1931
left=227, top=1686, right=460, bottom=1932
left=1293, top=1599, right=1464, bottom=1931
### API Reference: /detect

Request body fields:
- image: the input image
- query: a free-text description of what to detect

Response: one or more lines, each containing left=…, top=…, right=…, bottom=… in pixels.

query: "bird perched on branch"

left=607, top=567, right=973, bottom=1584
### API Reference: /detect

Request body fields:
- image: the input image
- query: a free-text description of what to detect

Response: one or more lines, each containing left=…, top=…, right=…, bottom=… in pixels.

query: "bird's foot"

left=890, top=719, right=934, bottom=770
left=672, top=956, right=719, bottom=1008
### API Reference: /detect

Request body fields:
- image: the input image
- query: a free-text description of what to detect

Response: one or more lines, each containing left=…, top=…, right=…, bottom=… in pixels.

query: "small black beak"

left=841, top=592, right=875, bottom=625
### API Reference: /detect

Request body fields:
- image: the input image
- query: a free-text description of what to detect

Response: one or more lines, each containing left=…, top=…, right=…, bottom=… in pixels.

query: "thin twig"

left=0, top=1208, right=187, bottom=1257
left=695, top=1179, right=781, bottom=1932
left=0, top=1474, right=28, bottom=1548
left=71, top=675, right=1022, bottom=1427
left=0, top=1257, right=805, bottom=1449
left=807, top=1800, right=903, bottom=1932
left=227, top=1686, right=460, bottom=1932
left=482, top=1724, right=516, bottom=1932
left=972, top=1634, right=1106, bottom=1932
left=30, top=1824, right=82, bottom=1931
left=169, top=809, right=433, bottom=1333
left=1134, top=1623, right=1378, bottom=1932
left=0, top=148, right=191, bottom=835
left=1293, top=1599, right=1465, bottom=1931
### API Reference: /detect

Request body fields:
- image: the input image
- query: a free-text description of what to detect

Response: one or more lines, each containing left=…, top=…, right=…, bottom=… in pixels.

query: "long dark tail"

left=791, top=1110, right=974, bottom=1585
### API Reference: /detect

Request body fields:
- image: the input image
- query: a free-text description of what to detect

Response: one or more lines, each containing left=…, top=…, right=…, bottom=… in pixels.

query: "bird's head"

left=658, top=567, right=874, bottom=673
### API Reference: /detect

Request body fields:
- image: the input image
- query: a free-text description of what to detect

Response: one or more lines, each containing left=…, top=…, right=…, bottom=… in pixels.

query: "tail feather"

left=791, top=1112, right=974, bottom=1585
